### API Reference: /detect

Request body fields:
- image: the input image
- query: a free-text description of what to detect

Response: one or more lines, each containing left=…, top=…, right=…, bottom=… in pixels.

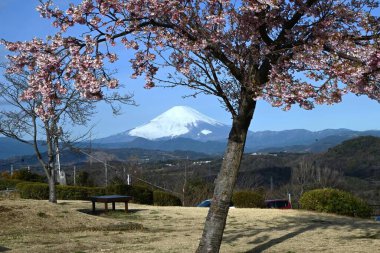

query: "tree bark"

left=45, top=122, right=57, bottom=204
left=196, top=96, right=256, bottom=253
left=48, top=168, right=57, bottom=203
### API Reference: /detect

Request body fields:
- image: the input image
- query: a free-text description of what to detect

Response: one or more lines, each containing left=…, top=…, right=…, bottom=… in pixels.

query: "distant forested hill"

left=0, top=137, right=46, bottom=159
left=316, top=136, right=380, bottom=180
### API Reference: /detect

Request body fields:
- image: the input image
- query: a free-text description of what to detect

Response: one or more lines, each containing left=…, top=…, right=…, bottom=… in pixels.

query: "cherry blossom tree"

left=0, top=68, right=133, bottom=203
left=0, top=71, right=97, bottom=203
left=2, top=0, right=379, bottom=251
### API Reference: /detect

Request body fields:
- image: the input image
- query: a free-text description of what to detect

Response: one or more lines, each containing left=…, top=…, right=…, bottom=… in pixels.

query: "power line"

left=66, top=143, right=181, bottom=197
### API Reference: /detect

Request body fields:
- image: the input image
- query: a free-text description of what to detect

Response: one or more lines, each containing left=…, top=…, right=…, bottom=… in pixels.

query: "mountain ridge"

left=1, top=106, right=380, bottom=158
left=2, top=129, right=380, bottom=159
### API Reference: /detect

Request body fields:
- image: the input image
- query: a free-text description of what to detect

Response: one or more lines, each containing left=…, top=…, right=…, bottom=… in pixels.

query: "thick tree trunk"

left=196, top=96, right=256, bottom=253
left=45, top=122, right=57, bottom=204
left=48, top=168, right=57, bottom=203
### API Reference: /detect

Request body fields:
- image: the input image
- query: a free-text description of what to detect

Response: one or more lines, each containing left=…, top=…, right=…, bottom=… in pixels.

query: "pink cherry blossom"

left=34, top=0, right=379, bottom=110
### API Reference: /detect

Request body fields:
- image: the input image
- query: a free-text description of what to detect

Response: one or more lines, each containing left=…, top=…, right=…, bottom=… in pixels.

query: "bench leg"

left=105, top=202, right=108, bottom=212
left=92, top=201, right=96, bottom=213
left=112, top=202, right=115, bottom=210
left=125, top=202, right=128, bottom=213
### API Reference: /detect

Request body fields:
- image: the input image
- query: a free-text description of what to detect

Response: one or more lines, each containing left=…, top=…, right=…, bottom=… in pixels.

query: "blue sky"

left=0, top=0, right=379, bottom=138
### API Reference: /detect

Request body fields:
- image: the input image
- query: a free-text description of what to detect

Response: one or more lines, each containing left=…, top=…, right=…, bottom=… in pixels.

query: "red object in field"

left=265, top=199, right=292, bottom=209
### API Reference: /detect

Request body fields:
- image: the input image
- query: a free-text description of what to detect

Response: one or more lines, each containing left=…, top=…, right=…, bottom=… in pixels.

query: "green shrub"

left=232, top=190, right=265, bottom=208
left=15, top=181, right=153, bottom=204
left=57, top=185, right=87, bottom=200
left=16, top=182, right=106, bottom=200
left=86, top=187, right=107, bottom=197
left=153, top=191, right=182, bottom=206
left=0, top=179, right=24, bottom=190
left=105, top=184, right=153, bottom=204
left=299, top=188, right=372, bottom=218
left=106, top=184, right=132, bottom=195
left=131, top=185, right=153, bottom=205
left=57, top=185, right=106, bottom=200
left=16, top=182, right=49, bottom=199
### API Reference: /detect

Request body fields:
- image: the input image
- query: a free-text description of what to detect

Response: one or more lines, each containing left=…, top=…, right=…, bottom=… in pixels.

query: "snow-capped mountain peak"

left=128, top=106, right=225, bottom=140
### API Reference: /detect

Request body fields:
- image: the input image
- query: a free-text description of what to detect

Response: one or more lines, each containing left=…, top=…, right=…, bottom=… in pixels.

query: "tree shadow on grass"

left=245, top=223, right=319, bottom=253
left=0, top=246, right=11, bottom=252
left=77, top=208, right=147, bottom=216
left=222, top=212, right=380, bottom=253
left=72, top=209, right=146, bottom=231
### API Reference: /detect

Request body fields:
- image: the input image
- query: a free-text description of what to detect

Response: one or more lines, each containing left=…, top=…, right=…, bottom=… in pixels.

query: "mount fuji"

left=96, top=106, right=232, bottom=143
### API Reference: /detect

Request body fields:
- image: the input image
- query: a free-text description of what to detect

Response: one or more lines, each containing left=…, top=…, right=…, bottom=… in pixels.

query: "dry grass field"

left=0, top=198, right=379, bottom=253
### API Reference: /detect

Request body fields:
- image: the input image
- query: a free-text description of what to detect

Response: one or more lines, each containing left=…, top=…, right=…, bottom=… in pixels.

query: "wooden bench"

left=90, top=195, right=133, bottom=213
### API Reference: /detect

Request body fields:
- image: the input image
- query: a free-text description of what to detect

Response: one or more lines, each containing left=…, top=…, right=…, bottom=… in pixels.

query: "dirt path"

left=0, top=199, right=379, bottom=252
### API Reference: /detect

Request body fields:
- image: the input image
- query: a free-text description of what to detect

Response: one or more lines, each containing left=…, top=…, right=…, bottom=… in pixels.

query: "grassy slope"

left=0, top=199, right=379, bottom=253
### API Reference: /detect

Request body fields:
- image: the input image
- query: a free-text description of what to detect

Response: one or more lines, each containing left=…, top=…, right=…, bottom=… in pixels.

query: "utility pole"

left=55, top=142, right=61, bottom=175
left=54, top=126, right=65, bottom=184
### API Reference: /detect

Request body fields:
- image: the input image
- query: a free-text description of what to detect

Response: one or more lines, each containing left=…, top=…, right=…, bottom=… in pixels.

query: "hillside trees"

left=2, top=0, right=380, bottom=252
left=318, top=136, right=380, bottom=179
left=290, top=159, right=342, bottom=201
